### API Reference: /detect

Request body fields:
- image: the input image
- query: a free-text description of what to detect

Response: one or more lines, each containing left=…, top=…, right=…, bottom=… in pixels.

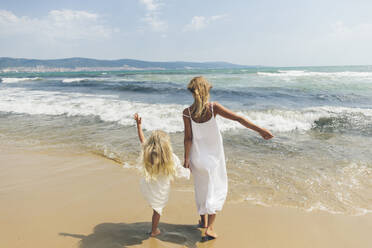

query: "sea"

left=1, top=66, right=371, bottom=216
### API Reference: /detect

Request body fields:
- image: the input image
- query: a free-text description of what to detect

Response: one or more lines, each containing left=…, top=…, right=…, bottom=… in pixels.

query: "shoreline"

left=1, top=146, right=372, bottom=248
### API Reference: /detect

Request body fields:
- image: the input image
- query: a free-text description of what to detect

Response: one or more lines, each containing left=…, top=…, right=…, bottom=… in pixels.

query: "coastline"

left=1, top=146, right=371, bottom=248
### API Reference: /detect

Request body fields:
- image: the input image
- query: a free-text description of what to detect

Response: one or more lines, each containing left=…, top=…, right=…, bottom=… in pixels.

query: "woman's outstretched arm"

left=134, top=113, right=145, bottom=144
left=183, top=108, right=193, bottom=169
left=214, top=102, right=274, bottom=140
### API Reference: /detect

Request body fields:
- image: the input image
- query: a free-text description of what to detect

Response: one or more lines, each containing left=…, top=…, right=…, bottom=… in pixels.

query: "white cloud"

left=138, top=0, right=167, bottom=32
left=185, top=16, right=207, bottom=31
left=0, top=10, right=18, bottom=23
left=0, top=9, right=117, bottom=41
left=142, top=14, right=167, bottom=32
left=139, top=0, right=161, bottom=11
left=210, top=14, right=227, bottom=21
left=184, top=14, right=227, bottom=31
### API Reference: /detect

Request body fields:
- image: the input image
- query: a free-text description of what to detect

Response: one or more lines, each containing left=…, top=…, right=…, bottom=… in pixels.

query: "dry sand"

left=1, top=146, right=371, bottom=248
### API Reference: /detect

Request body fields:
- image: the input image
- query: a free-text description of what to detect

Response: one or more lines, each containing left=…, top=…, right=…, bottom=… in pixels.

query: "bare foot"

left=150, top=228, right=161, bottom=237
left=198, top=220, right=207, bottom=228
left=205, top=227, right=218, bottom=239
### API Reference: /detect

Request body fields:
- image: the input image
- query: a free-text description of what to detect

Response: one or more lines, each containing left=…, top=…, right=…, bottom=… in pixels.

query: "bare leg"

left=205, top=214, right=218, bottom=238
left=199, top=214, right=207, bottom=228
left=151, top=210, right=161, bottom=237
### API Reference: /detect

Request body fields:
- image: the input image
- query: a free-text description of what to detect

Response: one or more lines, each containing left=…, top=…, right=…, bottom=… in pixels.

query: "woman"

left=183, top=76, right=273, bottom=239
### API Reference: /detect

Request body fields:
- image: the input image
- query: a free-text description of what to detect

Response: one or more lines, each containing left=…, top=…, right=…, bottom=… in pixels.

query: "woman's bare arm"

left=183, top=108, right=193, bottom=169
left=213, top=102, right=274, bottom=140
left=134, top=113, right=145, bottom=144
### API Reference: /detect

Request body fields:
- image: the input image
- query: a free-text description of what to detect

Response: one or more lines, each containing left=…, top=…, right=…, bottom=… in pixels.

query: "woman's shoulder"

left=182, top=107, right=189, bottom=115
left=182, top=107, right=192, bottom=118
left=209, top=101, right=222, bottom=114
left=210, top=101, right=221, bottom=107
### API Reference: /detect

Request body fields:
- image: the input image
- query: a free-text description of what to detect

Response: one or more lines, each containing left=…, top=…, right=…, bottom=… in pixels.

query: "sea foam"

left=1, top=88, right=371, bottom=133
left=0, top=77, right=42, bottom=83
left=62, top=78, right=91, bottom=83
left=258, top=70, right=372, bottom=78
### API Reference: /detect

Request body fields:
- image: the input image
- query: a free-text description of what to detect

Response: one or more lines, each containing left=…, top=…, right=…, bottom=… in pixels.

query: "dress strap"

left=210, top=102, right=214, bottom=116
left=183, top=107, right=191, bottom=118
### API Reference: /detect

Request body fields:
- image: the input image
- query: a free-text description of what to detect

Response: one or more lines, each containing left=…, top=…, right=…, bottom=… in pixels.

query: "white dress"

left=140, top=153, right=190, bottom=215
left=186, top=103, right=228, bottom=215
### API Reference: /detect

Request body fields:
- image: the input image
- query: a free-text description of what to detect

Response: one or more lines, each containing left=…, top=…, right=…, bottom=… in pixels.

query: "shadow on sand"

left=60, top=222, right=204, bottom=248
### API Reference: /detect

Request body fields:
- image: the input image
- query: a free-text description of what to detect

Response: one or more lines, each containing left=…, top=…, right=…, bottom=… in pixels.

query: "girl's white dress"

left=185, top=103, right=228, bottom=215
left=140, top=153, right=190, bottom=215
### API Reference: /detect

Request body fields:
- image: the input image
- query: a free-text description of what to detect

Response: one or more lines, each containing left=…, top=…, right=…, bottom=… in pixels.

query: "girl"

left=134, top=113, right=190, bottom=237
left=182, top=76, right=273, bottom=239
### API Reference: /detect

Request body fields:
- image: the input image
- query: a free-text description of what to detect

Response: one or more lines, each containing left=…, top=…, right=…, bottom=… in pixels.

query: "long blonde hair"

left=187, top=76, right=212, bottom=118
left=142, top=130, right=175, bottom=180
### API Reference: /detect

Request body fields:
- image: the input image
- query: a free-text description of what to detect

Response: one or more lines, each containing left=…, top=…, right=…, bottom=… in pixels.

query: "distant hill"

left=0, top=57, right=249, bottom=70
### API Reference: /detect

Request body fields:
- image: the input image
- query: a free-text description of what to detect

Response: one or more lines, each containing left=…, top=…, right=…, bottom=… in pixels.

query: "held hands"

left=134, top=113, right=142, bottom=126
left=183, top=160, right=191, bottom=171
left=259, top=128, right=274, bottom=140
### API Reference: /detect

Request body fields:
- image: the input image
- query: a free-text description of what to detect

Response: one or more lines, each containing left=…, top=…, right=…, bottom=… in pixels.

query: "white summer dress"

left=140, top=153, right=190, bottom=215
left=184, top=103, right=228, bottom=215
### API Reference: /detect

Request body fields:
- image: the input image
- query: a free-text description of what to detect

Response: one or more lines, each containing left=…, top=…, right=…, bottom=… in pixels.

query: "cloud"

left=138, top=0, right=167, bottom=32
left=0, top=9, right=118, bottom=41
left=210, top=14, right=227, bottom=21
left=142, top=14, right=167, bottom=32
left=184, top=14, right=227, bottom=31
left=139, top=0, right=161, bottom=11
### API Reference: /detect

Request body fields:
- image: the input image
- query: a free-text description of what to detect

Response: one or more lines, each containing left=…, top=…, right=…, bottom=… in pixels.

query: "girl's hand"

left=259, top=128, right=274, bottom=140
left=134, top=113, right=142, bottom=125
left=134, top=113, right=145, bottom=144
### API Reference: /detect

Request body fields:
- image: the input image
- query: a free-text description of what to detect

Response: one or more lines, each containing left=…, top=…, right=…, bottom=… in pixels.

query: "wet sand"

left=1, top=146, right=371, bottom=248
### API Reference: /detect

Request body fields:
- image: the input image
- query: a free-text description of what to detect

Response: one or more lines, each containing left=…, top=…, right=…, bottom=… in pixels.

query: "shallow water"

left=1, top=66, right=372, bottom=215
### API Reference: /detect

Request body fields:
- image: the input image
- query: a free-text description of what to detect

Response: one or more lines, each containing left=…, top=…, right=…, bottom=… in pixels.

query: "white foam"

left=0, top=77, right=42, bottom=83
left=61, top=77, right=144, bottom=83
left=0, top=88, right=371, bottom=133
left=218, top=106, right=372, bottom=132
left=258, top=70, right=372, bottom=78
left=0, top=88, right=185, bottom=133
left=244, top=191, right=372, bottom=216
left=62, top=78, right=90, bottom=83
left=242, top=160, right=372, bottom=216
left=217, top=109, right=324, bottom=132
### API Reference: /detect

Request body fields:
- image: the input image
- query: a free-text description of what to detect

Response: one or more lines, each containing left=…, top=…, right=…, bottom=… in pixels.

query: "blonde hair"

left=142, top=130, right=175, bottom=180
left=187, top=76, right=212, bottom=118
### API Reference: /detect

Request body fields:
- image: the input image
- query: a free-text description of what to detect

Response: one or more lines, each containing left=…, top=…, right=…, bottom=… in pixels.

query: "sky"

left=0, top=0, right=372, bottom=66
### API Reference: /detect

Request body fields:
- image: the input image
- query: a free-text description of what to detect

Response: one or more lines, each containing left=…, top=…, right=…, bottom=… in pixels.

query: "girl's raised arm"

left=213, top=102, right=274, bottom=140
left=134, top=113, right=145, bottom=144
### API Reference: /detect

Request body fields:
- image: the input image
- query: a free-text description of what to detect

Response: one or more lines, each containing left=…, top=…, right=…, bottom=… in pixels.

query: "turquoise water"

left=1, top=66, right=371, bottom=215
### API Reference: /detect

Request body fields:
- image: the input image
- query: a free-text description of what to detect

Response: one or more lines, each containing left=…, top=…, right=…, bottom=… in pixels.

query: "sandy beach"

left=0, top=145, right=371, bottom=248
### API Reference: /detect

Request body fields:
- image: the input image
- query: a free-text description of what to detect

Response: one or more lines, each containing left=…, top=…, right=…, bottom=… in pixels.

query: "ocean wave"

left=244, top=197, right=372, bottom=216
left=1, top=88, right=371, bottom=134
left=257, top=70, right=372, bottom=78
left=62, top=78, right=91, bottom=83
left=0, top=77, right=42, bottom=83
left=60, top=77, right=133, bottom=83
left=241, top=161, right=372, bottom=216
left=59, top=78, right=187, bottom=94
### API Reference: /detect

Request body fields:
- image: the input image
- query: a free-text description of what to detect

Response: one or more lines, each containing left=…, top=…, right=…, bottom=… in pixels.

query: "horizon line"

left=1, top=56, right=371, bottom=68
